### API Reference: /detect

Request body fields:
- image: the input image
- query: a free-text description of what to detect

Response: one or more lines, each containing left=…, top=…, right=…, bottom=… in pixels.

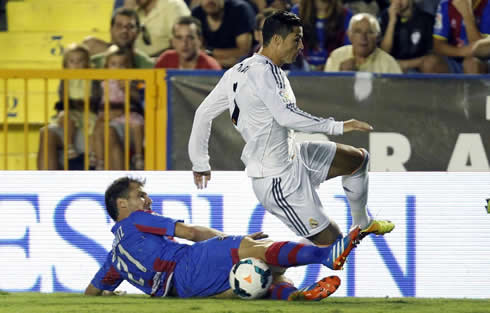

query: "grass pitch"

left=1, top=292, right=489, bottom=313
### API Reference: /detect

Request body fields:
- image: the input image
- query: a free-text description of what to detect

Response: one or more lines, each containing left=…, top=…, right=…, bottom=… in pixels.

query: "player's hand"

left=102, top=290, right=127, bottom=296
left=343, top=119, right=373, bottom=133
left=247, top=231, right=269, bottom=240
left=193, top=171, right=211, bottom=189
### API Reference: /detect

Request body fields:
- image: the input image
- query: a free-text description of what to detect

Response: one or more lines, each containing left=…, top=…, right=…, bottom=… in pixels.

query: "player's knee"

left=307, top=224, right=341, bottom=246
left=358, top=148, right=369, bottom=171
left=346, top=148, right=367, bottom=174
left=238, top=236, right=264, bottom=258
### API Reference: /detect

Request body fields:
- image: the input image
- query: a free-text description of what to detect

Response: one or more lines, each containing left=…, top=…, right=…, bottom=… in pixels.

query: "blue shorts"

left=443, top=57, right=464, bottom=74
left=172, top=235, right=244, bottom=298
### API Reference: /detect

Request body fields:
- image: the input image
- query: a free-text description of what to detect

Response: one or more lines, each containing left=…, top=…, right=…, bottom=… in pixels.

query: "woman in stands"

left=291, top=0, right=353, bottom=71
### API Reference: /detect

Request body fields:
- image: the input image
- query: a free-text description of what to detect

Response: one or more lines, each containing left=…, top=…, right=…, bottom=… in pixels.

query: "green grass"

left=1, top=293, right=489, bottom=313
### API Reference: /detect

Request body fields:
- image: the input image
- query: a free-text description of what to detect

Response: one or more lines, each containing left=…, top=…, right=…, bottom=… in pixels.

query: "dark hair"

left=299, top=0, right=345, bottom=53
left=262, top=10, right=302, bottom=46
left=255, top=8, right=277, bottom=31
left=111, top=8, right=141, bottom=30
left=172, top=16, right=203, bottom=38
left=105, top=176, right=146, bottom=221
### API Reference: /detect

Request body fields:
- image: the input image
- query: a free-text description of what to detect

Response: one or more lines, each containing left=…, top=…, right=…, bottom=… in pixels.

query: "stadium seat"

left=7, top=0, right=112, bottom=32
left=0, top=125, right=43, bottom=170
left=0, top=32, right=110, bottom=67
left=0, top=0, right=114, bottom=169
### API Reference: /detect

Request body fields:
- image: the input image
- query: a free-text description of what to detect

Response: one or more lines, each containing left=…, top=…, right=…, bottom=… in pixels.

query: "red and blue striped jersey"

left=90, top=210, right=185, bottom=296
left=434, top=0, right=490, bottom=46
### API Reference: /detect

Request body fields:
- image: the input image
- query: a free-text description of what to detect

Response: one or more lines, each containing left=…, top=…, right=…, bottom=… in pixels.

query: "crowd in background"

left=106, top=0, right=490, bottom=74
left=20, top=0, right=490, bottom=169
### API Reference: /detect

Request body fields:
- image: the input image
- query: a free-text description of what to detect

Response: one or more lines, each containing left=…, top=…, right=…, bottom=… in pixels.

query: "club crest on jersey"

left=435, top=13, right=442, bottom=30
left=309, top=218, right=319, bottom=229
left=278, top=89, right=293, bottom=105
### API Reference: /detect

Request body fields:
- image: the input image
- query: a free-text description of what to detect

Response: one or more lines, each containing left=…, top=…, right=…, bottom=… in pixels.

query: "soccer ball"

left=229, top=257, right=272, bottom=299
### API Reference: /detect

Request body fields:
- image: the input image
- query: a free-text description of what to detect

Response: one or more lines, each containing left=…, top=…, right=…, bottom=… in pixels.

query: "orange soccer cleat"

left=288, top=276, right=341, bottom=301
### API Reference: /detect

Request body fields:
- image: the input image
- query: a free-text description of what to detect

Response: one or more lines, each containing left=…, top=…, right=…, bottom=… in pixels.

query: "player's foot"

left=288, top=276, right=341, bottom=301
left=324, top=226, right=361, bottom=270
left=360, top=220, right=395, bottom=239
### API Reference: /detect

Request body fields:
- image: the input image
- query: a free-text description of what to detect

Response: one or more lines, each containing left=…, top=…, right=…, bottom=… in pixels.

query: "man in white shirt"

left=188, top=11, right=394, bottom=251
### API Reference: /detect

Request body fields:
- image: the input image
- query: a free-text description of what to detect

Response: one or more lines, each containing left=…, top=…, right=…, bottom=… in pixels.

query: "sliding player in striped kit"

left=189, top=11, right=394, bottom=251
left=85, top=176, right=361, bottom=300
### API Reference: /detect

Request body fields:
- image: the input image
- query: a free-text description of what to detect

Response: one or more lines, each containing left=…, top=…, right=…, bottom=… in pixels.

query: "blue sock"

left=265, top=241, right=332, bottom=267
left=268, top=282, right=297, bottom=300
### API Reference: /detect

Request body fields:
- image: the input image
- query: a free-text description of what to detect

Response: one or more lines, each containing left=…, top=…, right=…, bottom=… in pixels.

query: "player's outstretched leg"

left=252, top=226, right=361, bottom=271
left=340, top=148, right=395, bottom=239
left=324, top=226, right=361, bottom=270
left=341, top=148, right=371, bottom=229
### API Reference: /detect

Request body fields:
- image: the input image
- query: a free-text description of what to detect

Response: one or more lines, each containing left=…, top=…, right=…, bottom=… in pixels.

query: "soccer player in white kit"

left=188, top=11, right=394, bottom=250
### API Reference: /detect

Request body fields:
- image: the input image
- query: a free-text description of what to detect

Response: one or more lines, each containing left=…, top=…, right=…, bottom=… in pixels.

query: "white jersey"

left=188, top=54, right=344, bottom=178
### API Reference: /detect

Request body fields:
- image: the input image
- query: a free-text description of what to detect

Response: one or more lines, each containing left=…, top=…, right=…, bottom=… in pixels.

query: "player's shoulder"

left=241, top=55, right=284, bottom=79
left=130, top=209, right=162, bottom=220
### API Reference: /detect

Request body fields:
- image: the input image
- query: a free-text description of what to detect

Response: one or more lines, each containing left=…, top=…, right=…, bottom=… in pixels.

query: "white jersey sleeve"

left=188, top=73, right=229, bottom=172
left=256, top=64, right=343, bottom=135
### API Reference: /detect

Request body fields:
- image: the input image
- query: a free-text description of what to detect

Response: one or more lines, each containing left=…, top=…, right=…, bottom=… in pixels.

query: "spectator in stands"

left=133, top=0, right=191, bottom=58
left=266, top=0, right=292, bottom=11
left=251, top=8, right=309, bottom=70
left=37, top=44, right=98, bottom=170
left=292, top=0, right=353, bottom=71
left=325, top=13, right=402, bottom=73
left=192, top=0, right=256, bottom=68
left=342, top=0, right=389, bottom=16
left=113, top=0, right=127, bottom=11
left=379, top=0, right=435, bottom=73
left=84, top=8, right=154, bottom=69
left=428, top=0, right=490, bottom=74
left=0, top=0, right=6, bottom=31
left=473, top=36, right=490, bottom=60
left=93, top=46, right=145, bottom=170
left=417, top=0, right=440, bottom=15
left=155, top=16, right=221, bottom=69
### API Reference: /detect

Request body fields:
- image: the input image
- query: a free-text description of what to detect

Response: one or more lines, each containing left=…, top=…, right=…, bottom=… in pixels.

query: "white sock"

left=341, top=148, right=371, bottom=229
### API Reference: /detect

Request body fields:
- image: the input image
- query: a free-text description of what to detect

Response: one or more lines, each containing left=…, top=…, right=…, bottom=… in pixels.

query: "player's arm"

left=257, top=69, right=371, bottom=135
left=175, top=222, right=268, bottom=242
left=188, top=74, right=229, bottom=189
left=174, top=222, right=226, bottom=242
left=85, top=254, right=124, bottom=296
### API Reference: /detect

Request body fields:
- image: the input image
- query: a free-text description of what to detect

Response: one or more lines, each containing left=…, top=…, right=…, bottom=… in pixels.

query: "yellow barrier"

left=0, top=69, right=168, bottom=171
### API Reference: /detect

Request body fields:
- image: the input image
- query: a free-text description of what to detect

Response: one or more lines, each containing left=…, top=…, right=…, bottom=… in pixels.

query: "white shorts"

left=251, top=141, right=337, bottom=237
